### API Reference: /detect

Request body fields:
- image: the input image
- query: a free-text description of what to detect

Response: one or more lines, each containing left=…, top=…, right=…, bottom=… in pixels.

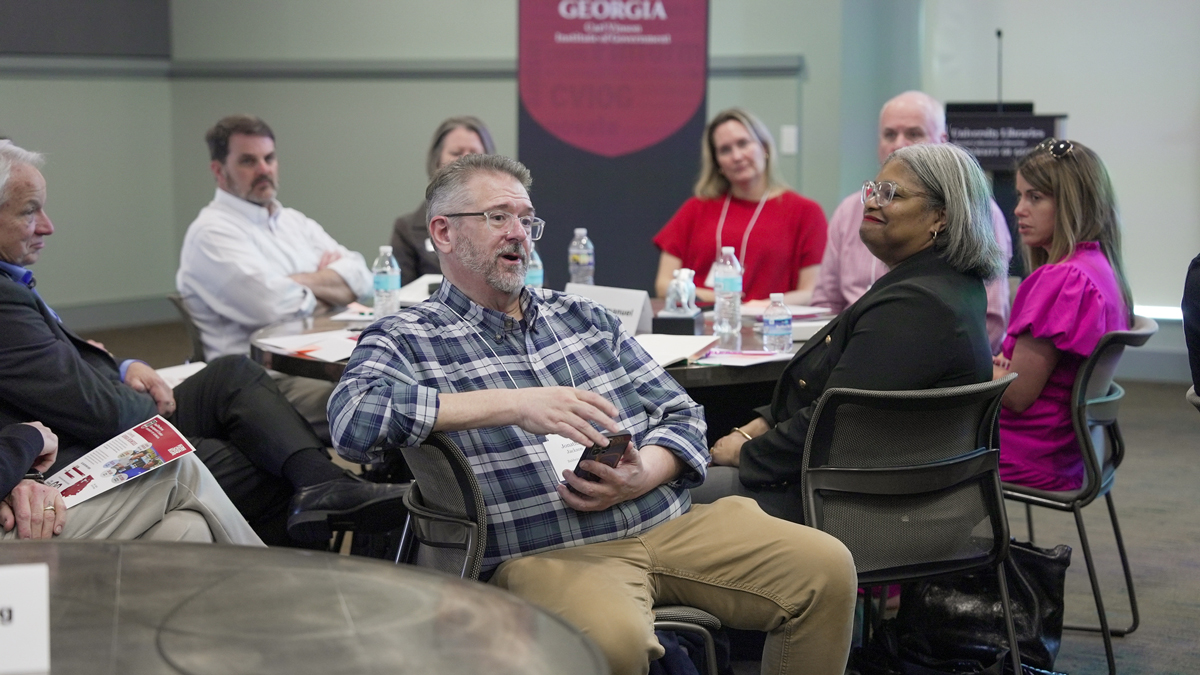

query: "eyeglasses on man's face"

left=445, top=210, right=545, bottom=240
left=861, top=180, right=901, bottom=208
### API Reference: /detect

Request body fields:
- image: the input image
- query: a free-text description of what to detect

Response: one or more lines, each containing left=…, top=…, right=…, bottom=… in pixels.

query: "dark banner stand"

left=946, top=102, right=1066, bottom=278
left=517, top=1, right=709, bottom=292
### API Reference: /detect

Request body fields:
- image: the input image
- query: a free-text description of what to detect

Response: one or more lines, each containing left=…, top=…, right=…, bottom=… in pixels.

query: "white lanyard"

left=442, top=292, right=576, bottom=390
left=714, top=191, right=770, bottom=267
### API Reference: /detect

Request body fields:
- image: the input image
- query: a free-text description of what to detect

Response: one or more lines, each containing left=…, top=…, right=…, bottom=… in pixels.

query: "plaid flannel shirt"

left=329, top=281, right=709, bottom=575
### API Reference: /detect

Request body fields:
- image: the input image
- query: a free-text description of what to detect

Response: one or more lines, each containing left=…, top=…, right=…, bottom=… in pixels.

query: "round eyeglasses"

left=445, top=210, right=545, bottom=241
left=861, top=180, right=900, bottom=207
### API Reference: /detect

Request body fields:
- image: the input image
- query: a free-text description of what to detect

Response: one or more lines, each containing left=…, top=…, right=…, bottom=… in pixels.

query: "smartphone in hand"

left=572, top=431, right=632, bottom=482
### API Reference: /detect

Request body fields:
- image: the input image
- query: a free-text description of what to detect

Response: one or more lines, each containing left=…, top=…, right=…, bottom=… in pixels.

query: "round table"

left=0, top=540, right=607, bottom=675
left=249, top=306, right=793, bottom=390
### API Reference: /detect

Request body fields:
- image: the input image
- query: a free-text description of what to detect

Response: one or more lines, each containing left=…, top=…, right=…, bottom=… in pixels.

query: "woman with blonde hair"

left=653, top=108, right=827, bottom=303
left=994, top=139, right=1133, bottom=490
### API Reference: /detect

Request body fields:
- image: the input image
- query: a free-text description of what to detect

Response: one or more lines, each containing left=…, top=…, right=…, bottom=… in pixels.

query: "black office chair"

left=397, top=432, right=723, bottom=675
left=801, top=375, right=1022, bottom=675
left=1186, top=385, right=1200, bottom=414
left=1002, top=315, right=1157, bottom=675
left=167, top=292, right=207, bottom=364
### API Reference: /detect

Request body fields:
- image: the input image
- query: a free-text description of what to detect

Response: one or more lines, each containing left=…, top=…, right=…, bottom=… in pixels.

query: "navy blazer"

left=0, top=274, right=157, bottom=474
left=739, top=247, right=994, bottom=488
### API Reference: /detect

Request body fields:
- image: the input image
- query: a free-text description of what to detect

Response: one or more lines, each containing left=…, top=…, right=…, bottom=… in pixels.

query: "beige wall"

left=3, top=0, right=1193, bottom=315
left=924, top=0, right=1200, bottom=307
left=0, top=77, right=175, bottom=308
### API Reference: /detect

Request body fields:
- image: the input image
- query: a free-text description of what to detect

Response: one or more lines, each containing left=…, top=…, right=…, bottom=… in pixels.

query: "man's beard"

left=225, top=169, right=277, bottom=206
left=457, top=236, right=528, bottom=294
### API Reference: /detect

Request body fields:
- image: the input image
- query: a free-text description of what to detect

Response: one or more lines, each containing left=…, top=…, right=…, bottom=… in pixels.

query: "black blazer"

left=390, top=201, right=442, bottom=284
left=0, top=274, right=157, bottom=473
left=739, top=247, right=993, bottom=488
left=1183, top=252, right=1200, bottom=391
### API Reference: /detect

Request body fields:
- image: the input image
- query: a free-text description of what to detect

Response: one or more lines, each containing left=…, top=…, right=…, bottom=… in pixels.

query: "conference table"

left=250, top=300, right=801, bottom=444
left=0, top=540, right=607, bottom=675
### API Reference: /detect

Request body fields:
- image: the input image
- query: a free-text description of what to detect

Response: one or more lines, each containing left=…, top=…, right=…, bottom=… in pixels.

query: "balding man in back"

left=812, top=91, right=1012, bottom=352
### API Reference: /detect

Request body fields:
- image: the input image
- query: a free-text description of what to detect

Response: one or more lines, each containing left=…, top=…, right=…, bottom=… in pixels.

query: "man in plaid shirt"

left=329, top=154, right=856, bottom=675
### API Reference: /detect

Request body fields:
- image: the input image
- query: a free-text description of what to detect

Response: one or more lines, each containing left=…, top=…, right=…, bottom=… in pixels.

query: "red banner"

left=520, top=1, right=708, bottom=158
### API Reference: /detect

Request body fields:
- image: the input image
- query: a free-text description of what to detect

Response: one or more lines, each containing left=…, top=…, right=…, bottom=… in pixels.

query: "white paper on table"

left=0, top=563, right=49, bottom=674
left=633, top=334, right=718, bottom=367
left=792, top=318, right=834, bottom=342
left=155, top=361, right=207, bottom=388
left=738, top=300, right=832, bottom=320
left=330, top=301, right=374, bottom=321
left=695, top=349, right=793, bottom=367
left=256, top=329, right=360, bottom=361
left=256, top=329, right=358, bottom=353
left=397, top=274, right=443, bottom=307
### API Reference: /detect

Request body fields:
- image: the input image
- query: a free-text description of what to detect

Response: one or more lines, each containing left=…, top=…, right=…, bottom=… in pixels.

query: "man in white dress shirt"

left=176, top=115, right=373, bottom=435
left=811, top=91, right=1013, bottom=353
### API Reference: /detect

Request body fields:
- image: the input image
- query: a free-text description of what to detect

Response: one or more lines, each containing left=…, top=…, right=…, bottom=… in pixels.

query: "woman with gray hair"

left=698, top=143, right=1004, bottom=521
left=390, top=116, right=496, bottom=283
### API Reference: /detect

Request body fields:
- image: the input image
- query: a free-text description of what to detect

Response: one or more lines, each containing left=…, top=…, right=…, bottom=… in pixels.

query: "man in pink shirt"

left=812, top=91, right=1012, bottom=353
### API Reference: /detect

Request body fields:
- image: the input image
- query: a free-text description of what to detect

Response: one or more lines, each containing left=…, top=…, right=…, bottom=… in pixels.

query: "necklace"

left=714, top=190, right=770, bottom=267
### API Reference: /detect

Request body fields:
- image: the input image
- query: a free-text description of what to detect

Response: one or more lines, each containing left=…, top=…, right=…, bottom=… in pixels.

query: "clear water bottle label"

left=763, top=317, right=791, bottom=335
left=714, top=275, right=742, bottom=293
left=526, top=267, right=544, bottom=287
left=374, top=273, right=401, bottom=291
left=570, top=252, right=594, bottom=267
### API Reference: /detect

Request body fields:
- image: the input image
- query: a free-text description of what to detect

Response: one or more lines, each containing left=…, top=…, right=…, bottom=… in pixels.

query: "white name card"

left=565, top=283, right=653, bottom=335
left=0, top=563, right=50, bottom=674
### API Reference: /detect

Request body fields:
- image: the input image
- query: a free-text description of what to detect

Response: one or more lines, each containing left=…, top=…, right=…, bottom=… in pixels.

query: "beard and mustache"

left=456, top=237, right=529, bottom=294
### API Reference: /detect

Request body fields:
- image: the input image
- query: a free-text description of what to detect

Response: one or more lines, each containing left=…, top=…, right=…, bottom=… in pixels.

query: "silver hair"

left=887, top=144, right=1005, bottom=280
left=0, top=141, right=45, bottom=205
left=425, top=154, right=532, bottom=226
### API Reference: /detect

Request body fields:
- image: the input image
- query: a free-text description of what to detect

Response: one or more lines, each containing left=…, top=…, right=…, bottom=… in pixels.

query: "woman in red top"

left=653, top=108, right=827, bottom=303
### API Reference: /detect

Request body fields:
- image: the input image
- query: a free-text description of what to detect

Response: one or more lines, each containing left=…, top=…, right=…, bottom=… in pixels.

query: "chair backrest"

left=801, top=375, right=1015, bottom=586
left=1069, top=315, right=1158, bottom=500
left=398, top=432, right=488, bottom=580
left=167, top=293, right=207, bottom=364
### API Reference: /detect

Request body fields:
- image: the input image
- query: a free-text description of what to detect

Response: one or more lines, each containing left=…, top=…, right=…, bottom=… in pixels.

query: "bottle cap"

left=380, top=245, right=393, bottom=255
left=574, top=228, right=587, bottom=236
left=770, top=293, right=785, bottom=302
left=722, top=246, right=735, bottom=255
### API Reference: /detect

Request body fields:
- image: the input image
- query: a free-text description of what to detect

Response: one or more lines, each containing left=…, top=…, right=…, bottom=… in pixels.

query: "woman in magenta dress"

left=993, top=139, right=1134, bottom=491
left=653, top=107, right=827, bottom=303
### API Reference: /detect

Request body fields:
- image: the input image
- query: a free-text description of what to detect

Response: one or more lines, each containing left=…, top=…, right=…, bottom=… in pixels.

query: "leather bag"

left=895, top=540, right=1072, bottom=671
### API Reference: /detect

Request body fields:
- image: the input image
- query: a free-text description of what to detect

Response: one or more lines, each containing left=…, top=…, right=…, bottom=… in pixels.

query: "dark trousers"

left=170, top=355, right=324, bottom=545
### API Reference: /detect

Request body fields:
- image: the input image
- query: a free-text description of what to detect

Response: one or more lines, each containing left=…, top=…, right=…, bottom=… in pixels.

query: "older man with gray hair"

left=812, top=90, right=1012, bottom=352
left=330, top=153, right=858, bottom=675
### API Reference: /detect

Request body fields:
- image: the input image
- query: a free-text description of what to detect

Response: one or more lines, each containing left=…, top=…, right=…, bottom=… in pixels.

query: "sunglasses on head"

left=1035, top=138, right=1074, bottom=159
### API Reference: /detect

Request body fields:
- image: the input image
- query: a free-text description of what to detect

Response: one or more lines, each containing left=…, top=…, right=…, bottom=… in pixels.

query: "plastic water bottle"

left=526, top=243, right=544, bottom=288
left=568, top=228, right=595, bottom=285
left=712, top=246, right=743, bottom=335
left=372, top=245, right=401, bottom=317
left=762, top=293, right=793, bottom=353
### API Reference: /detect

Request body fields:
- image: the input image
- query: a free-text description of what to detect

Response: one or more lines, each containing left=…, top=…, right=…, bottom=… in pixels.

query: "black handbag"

left=895, top=540, right=1072, bottom=671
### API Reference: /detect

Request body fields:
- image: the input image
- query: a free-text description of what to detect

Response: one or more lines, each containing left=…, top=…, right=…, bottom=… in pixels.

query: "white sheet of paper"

left=397, top=274, right=443, bottom=307
left=543, top=434, right=587, bottom=481
left=256, top=329, right=357, bottom=352
left=155, top=361, right=207, bottom=389
left=330, top=301, right=374, bottom=321
left=633, top=334, right=718, bottom=367
left=0, top=563, right=50, bottom=674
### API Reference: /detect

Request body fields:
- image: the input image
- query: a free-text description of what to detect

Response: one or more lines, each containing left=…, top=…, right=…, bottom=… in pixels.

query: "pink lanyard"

left=714, top=191, right=769, bottom=267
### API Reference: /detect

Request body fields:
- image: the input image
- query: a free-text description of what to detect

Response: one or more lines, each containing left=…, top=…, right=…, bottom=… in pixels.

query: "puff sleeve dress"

left=998, top=242, right=1129, bottom=490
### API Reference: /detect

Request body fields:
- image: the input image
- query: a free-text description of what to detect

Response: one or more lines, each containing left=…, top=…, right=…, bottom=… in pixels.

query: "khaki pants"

left=491, top=496, right=857, bottom=675
left=3, top=454, right=262, bottom=545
